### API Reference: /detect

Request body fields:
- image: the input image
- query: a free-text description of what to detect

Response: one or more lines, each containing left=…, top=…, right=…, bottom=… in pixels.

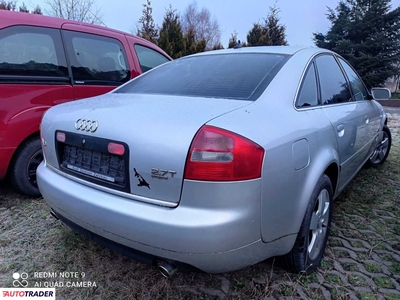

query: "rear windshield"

left=115, top=53, right=289, bottom=101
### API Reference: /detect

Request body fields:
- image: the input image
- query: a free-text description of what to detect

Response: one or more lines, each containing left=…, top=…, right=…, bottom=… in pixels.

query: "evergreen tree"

left=18, top=2, right=28, bottom=12
left=265, top=4, right=288, bottom=45
left=314, top=0, right=400, bottom=87
left=158, top=6, right=185, bottom=59
left=211, top=43, right=224, bottom=50
left=247, top=23, right=270, bottom=46
left=246, top=4, right=287, bottom=46
left=32, top=4, right=42, bottom=14
left=137, top=0, right=158, bottom=44
left=183, top=27, right=206, bottom=56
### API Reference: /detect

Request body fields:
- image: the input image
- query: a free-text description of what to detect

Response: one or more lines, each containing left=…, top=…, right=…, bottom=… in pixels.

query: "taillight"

left=184, top=125, right=264, bottom=181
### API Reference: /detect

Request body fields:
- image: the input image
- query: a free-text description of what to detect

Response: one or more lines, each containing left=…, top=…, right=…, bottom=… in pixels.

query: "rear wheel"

left=10, top=137, right=43, bottom=197
left=367, top=125, right=391, bottom=167
left=281, top=174, right=333, bottom=274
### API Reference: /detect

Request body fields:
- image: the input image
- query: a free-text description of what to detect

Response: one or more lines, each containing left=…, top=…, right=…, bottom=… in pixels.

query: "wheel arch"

left=261, top=145, right=339, bottom=248
left=324, top=162, right=339, bottom=198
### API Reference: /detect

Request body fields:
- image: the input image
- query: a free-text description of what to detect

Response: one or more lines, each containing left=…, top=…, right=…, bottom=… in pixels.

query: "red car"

left=0, top=10, right=171, bottom=196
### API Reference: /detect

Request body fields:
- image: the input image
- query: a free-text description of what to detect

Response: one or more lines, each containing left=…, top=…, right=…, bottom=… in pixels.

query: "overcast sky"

left=32, top=0, right=400, bottom=48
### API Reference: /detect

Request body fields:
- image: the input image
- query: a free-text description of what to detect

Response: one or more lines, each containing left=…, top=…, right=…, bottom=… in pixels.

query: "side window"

left=315, top=55, right=352, bottom=105
left=338, top=58, right=368, bottom=101
left=63, top=30, right=130, bottom=84
left=296, top=62, right=319, bottom=108
left=134, top=44, right=169, bottom=73
left=0, top=26, right=68, bottom=78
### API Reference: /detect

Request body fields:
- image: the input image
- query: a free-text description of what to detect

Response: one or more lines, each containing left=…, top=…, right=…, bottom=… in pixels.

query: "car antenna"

left=234, top=40, right=242, bottom=49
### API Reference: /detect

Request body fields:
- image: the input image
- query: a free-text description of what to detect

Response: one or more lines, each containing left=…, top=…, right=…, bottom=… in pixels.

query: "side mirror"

left=371, top=88, right=391, bottom=100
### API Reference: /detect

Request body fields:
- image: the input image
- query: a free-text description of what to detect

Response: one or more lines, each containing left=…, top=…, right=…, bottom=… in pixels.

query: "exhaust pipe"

left=158, top=261, right=177, bottom=278
left=50, top=210, right=59, bottom=220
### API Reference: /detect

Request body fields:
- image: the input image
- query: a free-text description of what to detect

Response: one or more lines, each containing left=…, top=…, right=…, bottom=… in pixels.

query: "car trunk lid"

left=46, top=93, right=251, bottom=205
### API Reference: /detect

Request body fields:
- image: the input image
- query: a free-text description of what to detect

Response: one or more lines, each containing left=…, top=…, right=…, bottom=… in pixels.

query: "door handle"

left=337, top=124, right=345, bottom=137
left=365, top=115, right=369, bottom=124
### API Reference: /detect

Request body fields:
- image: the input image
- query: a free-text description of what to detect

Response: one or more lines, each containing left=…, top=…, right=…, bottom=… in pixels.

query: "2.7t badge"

left=151, top=168, right=177, bottom=180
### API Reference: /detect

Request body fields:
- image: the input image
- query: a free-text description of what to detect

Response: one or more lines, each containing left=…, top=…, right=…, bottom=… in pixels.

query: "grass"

left=390, top=93, right=400, bottom=99
left=1, top=110, right=400, bottom=299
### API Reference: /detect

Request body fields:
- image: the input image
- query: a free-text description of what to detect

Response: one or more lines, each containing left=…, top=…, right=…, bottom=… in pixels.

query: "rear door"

left=61, top=24, right=132, bottom=100
left=316, top=54, right=368, bottom=190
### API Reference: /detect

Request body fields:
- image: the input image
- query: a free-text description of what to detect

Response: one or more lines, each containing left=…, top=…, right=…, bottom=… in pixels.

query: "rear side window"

left=296, top=62, right=319, bottom=108
left=115, top=53, right=289, bottom=101
left=134, top=44, right=169, bottom=73
left=315, top=55, right=352, bottom=105
left=338, top=57, right=368, bottom=101
left=0, top=26, right=68, bottom=78
left=63, top=30, right=130, bottom=84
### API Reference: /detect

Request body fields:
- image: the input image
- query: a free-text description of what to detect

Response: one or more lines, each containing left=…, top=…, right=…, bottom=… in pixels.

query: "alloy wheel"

left=308, top=189, right=330, bottom=261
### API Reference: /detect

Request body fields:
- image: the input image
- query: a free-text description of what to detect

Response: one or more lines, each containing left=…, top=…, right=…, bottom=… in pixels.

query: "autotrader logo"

left=12, top=272, right=28, bottom=287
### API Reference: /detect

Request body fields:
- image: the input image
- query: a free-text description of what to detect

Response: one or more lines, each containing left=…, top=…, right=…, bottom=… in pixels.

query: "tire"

left=10, top=137, right=43, bottom=197
left=366, top=125, right=391, bottom=168
left=280, top=174, right=333, bottom=274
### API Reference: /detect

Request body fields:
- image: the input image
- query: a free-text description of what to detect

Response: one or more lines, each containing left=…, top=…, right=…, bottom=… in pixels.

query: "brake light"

left=108, top=142, right=125, bottom=155
left=184, top=125, right=264, bottom=181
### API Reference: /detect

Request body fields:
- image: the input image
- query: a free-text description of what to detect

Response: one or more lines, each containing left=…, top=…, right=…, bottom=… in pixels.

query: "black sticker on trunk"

left=133, top=168, right=150, bottom=189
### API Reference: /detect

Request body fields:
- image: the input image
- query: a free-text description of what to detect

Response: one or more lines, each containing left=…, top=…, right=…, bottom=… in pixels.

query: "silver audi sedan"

left=37, top=46, right=392, bottom=276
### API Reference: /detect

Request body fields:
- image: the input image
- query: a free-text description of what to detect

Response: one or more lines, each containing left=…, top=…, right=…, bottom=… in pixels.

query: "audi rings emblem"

left=75, top=119, right=99, bottom=133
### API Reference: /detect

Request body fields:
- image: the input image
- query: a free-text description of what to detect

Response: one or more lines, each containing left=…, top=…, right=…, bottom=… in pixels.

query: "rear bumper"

left=37, top=162, right=295, bottom=273
left=0, top=147, right=15, bottom=180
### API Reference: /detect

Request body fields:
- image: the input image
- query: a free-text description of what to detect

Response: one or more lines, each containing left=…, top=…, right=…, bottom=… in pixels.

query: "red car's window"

left=134, top=44, right=170, bottom=73
left=63, top=30, right=130, bottom=85
left=0, top=25, right=68, bottom=78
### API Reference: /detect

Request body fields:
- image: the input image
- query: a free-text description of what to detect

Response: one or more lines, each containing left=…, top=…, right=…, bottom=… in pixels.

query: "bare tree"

left=44, top=0, right=104, bottom=25
left=181, top=1, right=221, bottom=50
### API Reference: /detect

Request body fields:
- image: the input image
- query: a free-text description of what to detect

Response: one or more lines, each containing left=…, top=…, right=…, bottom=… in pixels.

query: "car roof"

left=0, top=10, right=149, bottom=43
left=189, top=46, right=329, bottom=57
